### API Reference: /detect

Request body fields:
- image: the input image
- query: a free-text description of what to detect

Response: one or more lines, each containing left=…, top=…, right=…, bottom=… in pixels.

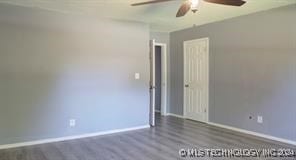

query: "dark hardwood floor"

left=0, top=113, right=295, bottom=160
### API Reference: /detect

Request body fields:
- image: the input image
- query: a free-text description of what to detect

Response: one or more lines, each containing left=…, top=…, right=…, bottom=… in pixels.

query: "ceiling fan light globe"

left=190, top=0, right=199, bottom=13
left=190, top=0, right=199, bottom=8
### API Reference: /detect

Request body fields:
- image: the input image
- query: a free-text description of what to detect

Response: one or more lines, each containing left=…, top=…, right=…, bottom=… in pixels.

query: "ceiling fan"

left=131, top=0, right=246, bottom=17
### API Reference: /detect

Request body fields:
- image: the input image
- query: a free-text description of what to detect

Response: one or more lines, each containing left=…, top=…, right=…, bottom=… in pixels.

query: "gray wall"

left=0, top=4, right=150, bottom=145
left=150, top=32, right=171, bottom=113
left=170, top=5, right=296, bottom=141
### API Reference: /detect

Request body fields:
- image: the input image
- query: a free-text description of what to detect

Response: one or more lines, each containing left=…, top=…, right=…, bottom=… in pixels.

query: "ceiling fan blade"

left=131, top=0, right=175, bottom=6
left=176, top=1, right=191, bottom=17
left=203, top=0, right=246, bottom=6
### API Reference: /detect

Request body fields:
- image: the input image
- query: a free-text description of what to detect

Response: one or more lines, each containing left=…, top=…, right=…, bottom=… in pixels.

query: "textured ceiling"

left=0, top=0, right=295, bottom=32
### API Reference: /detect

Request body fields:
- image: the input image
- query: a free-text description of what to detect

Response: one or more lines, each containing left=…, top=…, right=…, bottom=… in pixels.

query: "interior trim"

left=0, top=125, right=150, bottom=150
left=207, top=122, right=296, bottom=146
left=165, top=113, right=296, bottom=146
left=166, top=113, right=185, bottom=119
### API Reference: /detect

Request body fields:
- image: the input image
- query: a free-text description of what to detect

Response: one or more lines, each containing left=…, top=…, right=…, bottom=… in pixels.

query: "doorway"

left=183, top=38, right=209, bottom=123
left=149, top=40, right=167, bottom=126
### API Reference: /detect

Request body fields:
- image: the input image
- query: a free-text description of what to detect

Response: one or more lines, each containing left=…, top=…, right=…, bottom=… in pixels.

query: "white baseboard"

left=166, top=113, right=184, bottom=119
left=163, top=113, right=295, bottom=146
left=207, top=122, right=296, bottom=146
left=0, top=125, right=150, bottom=150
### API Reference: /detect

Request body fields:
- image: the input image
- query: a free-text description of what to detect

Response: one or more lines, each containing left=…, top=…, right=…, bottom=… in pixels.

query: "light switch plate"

left=135, top=73, right=140, bottom=80
left=70, top=119, right=76, bottom=127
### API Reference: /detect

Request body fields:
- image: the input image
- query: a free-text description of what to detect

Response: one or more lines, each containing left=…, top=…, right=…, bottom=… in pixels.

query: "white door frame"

left=183, top=37, right=209, bottom=123
left=150, top=41, right=168, bottom=120
left=155, top=43, right=168, bottom=116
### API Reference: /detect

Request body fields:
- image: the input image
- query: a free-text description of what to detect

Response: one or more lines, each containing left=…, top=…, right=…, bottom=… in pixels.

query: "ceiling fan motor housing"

left=192, top=9, right=198, bottom=13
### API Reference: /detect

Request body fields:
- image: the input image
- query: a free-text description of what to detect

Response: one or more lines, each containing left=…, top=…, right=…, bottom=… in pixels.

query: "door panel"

left=149, top=40, right=156, bottom=126
left=184, top=38, right=209, bottom=123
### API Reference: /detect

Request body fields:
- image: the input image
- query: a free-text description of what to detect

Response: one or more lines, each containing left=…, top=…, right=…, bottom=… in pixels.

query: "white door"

left=149, top=40, right=156, bottom=126
left=184, top=38, right=209, bottom=123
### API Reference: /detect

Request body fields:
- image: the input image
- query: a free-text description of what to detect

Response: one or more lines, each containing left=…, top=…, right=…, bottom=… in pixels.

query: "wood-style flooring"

left=0, top=113, right=295, bottom=160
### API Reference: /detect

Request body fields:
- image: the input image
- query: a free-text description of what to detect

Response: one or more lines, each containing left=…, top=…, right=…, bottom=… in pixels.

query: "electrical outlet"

left=69, top=119, right=76, bottom=127
left=257, top=116, right=263, bottom=124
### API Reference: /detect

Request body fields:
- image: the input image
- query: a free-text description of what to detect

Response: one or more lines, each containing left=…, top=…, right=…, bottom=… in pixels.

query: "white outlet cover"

left=70, top=119, right=76, bottom=127
left=135, top=73, right=140, bottom=80
left=257, top=116, right=263, bottom=124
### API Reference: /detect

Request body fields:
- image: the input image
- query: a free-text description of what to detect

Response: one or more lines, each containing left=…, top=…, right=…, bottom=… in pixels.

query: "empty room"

left=0, top=0, right=295, bottom=159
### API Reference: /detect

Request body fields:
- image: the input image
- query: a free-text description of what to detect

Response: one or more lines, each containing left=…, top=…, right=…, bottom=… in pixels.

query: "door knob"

left=185, top=84, right=189, bottom=88
left=150, top=86, right=156, bottom=89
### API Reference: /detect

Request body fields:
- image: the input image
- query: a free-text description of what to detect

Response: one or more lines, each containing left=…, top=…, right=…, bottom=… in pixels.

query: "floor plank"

left=0, top=113, right=295, bottom=160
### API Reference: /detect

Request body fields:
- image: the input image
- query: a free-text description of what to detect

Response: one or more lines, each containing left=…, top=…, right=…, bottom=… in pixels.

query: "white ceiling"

left=0, top=0, right=295, bottom=32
